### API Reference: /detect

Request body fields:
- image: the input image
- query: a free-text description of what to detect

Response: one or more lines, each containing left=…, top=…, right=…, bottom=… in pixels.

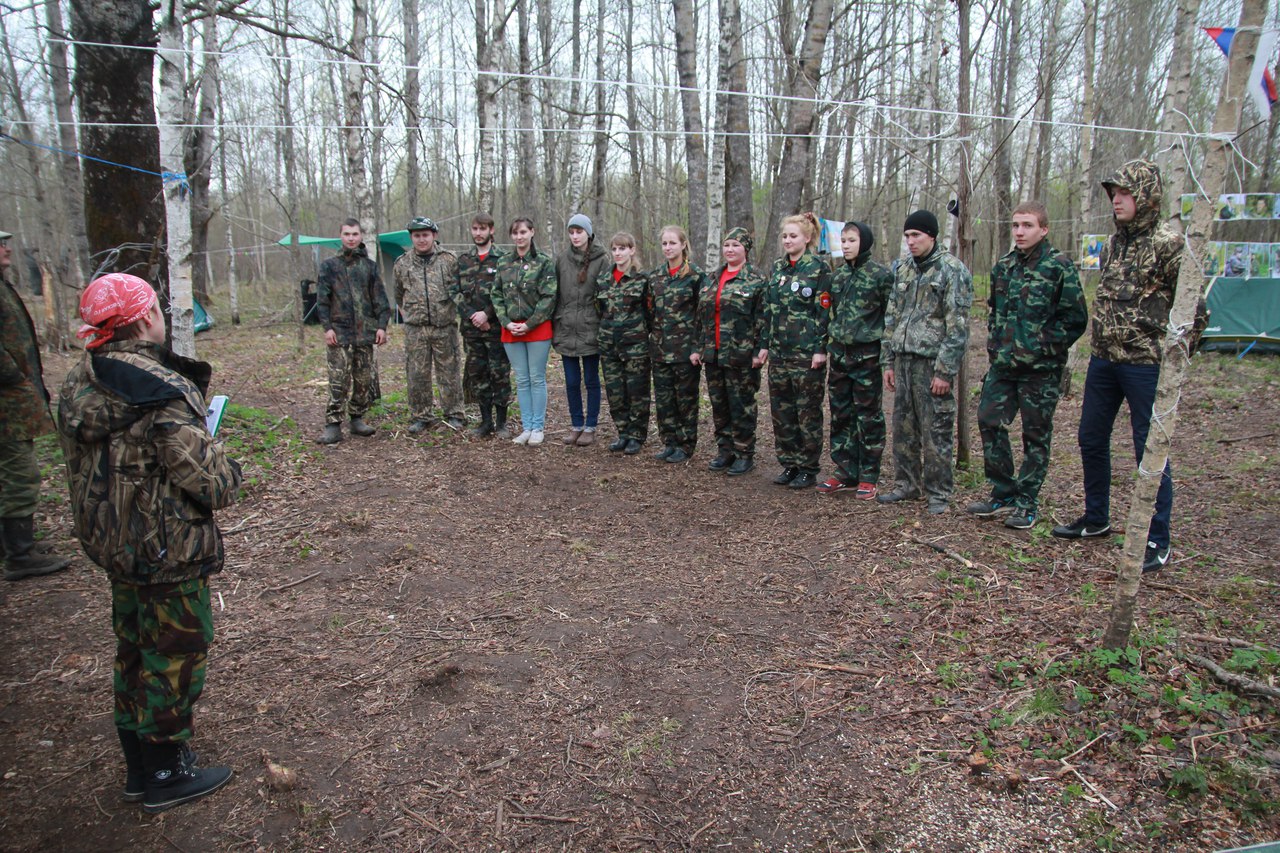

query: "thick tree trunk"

left=274, top=4, right=306, bottom=347
left=343, top=0, right=376, bottom=255
left=954, top=0, right=974, bottom=467
left=187, top=6, right=218, bottom=308
left=992, top=0, right=1021, bottom=236
left=591, top=0, right=608, bottom=224
left=1154, top=0, right=1205, bottom=230
left=1105, top=0, right=1265, bottom=649
left=217, top=66, right=239, bottom=326
left=1032, top=0, right=1067, bottom=202
left=70, top=0, right=166, bottom=285
left=475, top=0, right=505, bottom=214
left=722, top=0, right=753, bottom=236
left=672, top=0, right=708, bottom=260
left=42, top=0, right=91, bottom=292
left=157, top=2, right=196, bottom=357
left=404, top=0, right=420, bottom=214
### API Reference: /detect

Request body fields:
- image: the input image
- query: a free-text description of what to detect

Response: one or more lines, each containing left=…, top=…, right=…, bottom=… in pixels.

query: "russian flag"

left=1204, top=27, right=1279, bottom=118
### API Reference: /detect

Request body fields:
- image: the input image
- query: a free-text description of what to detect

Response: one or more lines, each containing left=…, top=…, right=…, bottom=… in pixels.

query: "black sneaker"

left=773, top=466, right=799, bottom=485
left=1142, top=541, right=1171, bottom=574
left=788, top=472, right=817, bottom=489
left=141, top=742, right=231, bottom=814
left=966, top=497, right=1016, bottom=518
left=654, top=444, right=675, bottom=460
left=666, top=448, right=690, bottom=463
left=1051, top=516, right=1112, bottom=539
left=623, top=439, right=644, bottom=455
left=1004, top=507, right=1037, bottom=530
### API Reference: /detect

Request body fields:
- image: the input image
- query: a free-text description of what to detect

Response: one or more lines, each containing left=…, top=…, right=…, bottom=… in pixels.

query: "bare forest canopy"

left=1, top=0, right=1279, bottom=308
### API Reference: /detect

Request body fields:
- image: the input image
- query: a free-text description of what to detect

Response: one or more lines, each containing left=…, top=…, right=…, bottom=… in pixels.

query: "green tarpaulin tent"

left=1202, top=277, right=1280, bottom=350
left=276, top=232, right=413, bottom=262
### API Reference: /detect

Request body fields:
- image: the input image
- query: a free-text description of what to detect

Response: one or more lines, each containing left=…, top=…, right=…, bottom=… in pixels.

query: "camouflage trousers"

left=0, top=439, right=40, bottom=517
left=705, top=361, right=760, bottom=456
left=653, top=361, right=700, bottom=451
left=325, top=343, right=377, bottom=424
left=889, top=354, right=955, bottom=503
left=828, top=342, right=885, bottom=484
left=112, top=577, right=213, bottom=744
left=602, top=352, right=651, bottom=441
left=462, top=334, right=511, bottom=416
left=405, top=323, right=464, bottom=422
left=978, top=367, right=1062, bottom=510
left=768, top=360, right=826, bottom=474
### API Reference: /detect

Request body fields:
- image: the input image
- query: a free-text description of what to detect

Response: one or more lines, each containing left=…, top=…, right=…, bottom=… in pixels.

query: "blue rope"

left=1237, top=339, right=1257, bottom=359
left=0, top=132, right=189, bottom=193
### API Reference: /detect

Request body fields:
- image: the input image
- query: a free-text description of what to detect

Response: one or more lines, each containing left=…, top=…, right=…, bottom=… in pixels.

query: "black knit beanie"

left=903, top=210, right=939, bottom=239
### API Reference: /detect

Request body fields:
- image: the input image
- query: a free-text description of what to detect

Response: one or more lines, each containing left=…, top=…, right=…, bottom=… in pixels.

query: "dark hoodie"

left=1092, top=159, right=1187, bottom=364
left=828, top=222, right=894, bottom=347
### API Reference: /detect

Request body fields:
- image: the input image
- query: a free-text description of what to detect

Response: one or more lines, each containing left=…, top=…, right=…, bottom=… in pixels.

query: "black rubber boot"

left=316, top=423, right=343, bottom=445
left=2, top=516, right=71, bottom=581
left=494, top=410, right=511, bottom=439
left=469, top=407, right=495, bottom=438
left=119, top=729, right=146, bottom=803
left=349, top=417, right=376, bottom=437
left=141, top=741, right=231, bottom=814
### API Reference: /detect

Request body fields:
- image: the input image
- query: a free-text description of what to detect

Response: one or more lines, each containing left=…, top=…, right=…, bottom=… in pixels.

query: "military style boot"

left=121, top=729, right=199, bottom=802
left=494, top=410, right=512, bottom=439
left=140, top=741, right=231, bottom=814
left=349, top=417, right=376, bottom=437
left=469, top=406, right=495, bottom=438
left=316, top=423, right=343, bottom=445
left=2, top=516, right=71, bottom=581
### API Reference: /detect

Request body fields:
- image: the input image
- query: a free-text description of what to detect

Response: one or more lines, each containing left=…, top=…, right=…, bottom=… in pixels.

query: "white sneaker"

left=513, top=430, right=532, bottom=445
left=528, top=430, right=545, bottom=446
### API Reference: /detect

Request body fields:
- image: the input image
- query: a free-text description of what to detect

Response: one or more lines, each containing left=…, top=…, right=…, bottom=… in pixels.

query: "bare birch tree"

left=157, top=0, right=196, bottom=356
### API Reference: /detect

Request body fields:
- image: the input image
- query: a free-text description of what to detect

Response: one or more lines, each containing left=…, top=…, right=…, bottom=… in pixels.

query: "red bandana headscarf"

left=77, top=274, right=157, bottom=350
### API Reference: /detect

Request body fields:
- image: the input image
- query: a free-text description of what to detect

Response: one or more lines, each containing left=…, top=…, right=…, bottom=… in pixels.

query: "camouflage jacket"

left=987, top=239, right=1087, bottom=373
left=1092, top=159, right=1187, bottom=365
left=393, top=247, right=458, bottom=328
left=57, top=340, right=242, bottom=586
left=450, top=244, right=506, bottom=341
left=762, top=251, right=832, bottom=365
left=828, top=256, right=893, bottom=348
left=493, top=247, right=558, bottom=329
left=697, top=263, right=767, bottom=368
left=647, top=263, right=705, bottom=364
left=554, top=242, right=608, bottom=357
left=0, top=276, right=54, bottom=440
left=596, top=267, right=651, bottom=359
left=881, top=245, right=973, bottom=379
left=316, top=245, right=391, bottom=346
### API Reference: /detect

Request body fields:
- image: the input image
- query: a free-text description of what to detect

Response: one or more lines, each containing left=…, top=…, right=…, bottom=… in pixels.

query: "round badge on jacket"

left=801, top=287, right=812, bottom=298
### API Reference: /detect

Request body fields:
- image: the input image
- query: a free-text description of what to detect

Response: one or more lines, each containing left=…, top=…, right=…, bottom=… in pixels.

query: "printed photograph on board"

left=1181, top=194, right=1196, bottom=219
left=1251, top=243, right=1271, bottom=278
left=1080, top=234, right=1105, bottom=270
left=1245, top=194, right=1274, bottom=220
left=1217, top=194, right=1245, bottom=220
left=1202, top=241, right=1225, bottom=276
left=1224, top=242, right=1250, bottom=277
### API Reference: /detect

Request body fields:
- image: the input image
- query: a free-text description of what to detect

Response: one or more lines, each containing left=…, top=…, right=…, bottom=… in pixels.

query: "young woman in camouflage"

left=58, top=274, right=241, bottom=813
left=759, top=213, right=832, bottom=490
left=493, top=218, right=558, bottom=446
left=596, top=232, right=652, bottom=455
left=648, top=225, right=706, bottom=463
left=691, top=227, right=767, bottom=476
left=553, top=214, right=609, bottom=446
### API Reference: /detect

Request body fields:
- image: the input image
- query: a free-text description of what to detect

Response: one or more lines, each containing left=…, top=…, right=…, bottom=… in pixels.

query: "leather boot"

left=141, top=741, right=232, bottom=814
left=469, top=407, right=495, bottom=438
left=316, top=423, right=343, bottom=445
left=2, top=517, right=71, bottom=581
left=349, top=417, right=376, bottom=437
left=494, top=411, right=512, bottom=439
left=119, top=728, right=146, bottom=802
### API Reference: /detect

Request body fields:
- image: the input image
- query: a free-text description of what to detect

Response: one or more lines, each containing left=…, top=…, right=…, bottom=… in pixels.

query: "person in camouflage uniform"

left=393, top=216, right=463, bottom=434
left=693, top=226, right=766, bottom=476
left=817, top=221, right=893, bottom=498
left=648, top=225, right=705, bottom=463
left=315, top=219, right=391, bottom=444
left=1053, top=159, right=1188, bottom=573
left=0, top=228, right=71, bottom=580
left=596, top=232, right=652, bottom=454
left=450, top=212, right=512, bottom=437
left=760, top=213, right=832, bottom=489
left=878, top=209, right=973, bottom=513
left=493, top=217, right=558, bottom=445
left=967, top=202, right=1087, bottom=529
left=58, top=274, right=240, bottom=813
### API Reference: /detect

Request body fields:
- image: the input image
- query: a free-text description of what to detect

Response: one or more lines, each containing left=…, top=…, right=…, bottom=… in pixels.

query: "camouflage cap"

left=407, top=216, right=439, bottom=232
left=724, top=227, right=754, bottom=255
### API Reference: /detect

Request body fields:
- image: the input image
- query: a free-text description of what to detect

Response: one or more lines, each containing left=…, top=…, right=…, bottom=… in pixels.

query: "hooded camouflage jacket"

left=596, top=266, right=651, bottom=359
left=881, top=244, right=973, bottom=379
left=762, top=250, right=832, bottom=365
left=647, top=262, right=705, bottom=364
left=316, top=244, right=392, bottom=346
left=493, top=246, right=558, bottom=329
left=57, top=340, right=241, bottom=586
left=450, top=244, right=507, bottom=341
left=1092, top=159, right=1187, bottom=364
left=0, top=276, right=54, bottom=440
left=987, top=238, right=1087, bottom=372
left=697, top=263, right=767, bottom=368
left=828, top=238, right=893, bottom=348
left=393, top=246, right=458, bottom=328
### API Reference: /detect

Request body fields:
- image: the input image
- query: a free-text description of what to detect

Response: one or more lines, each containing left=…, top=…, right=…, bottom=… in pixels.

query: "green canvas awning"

left=1203, top=277, right=1280, bottom=344
left=276, top=232, right=413, bottom=262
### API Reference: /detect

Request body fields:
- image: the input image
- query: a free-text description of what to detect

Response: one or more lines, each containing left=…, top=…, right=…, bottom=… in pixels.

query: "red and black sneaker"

left=816, top=476, right=853, bottom=494
left=855, top=482, right=878, bottom=500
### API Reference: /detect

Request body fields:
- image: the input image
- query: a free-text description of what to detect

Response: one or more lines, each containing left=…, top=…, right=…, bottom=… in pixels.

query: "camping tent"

left=1202, top=276, right=1280, bottom=351
left=275, top=231, right=413, bottom=263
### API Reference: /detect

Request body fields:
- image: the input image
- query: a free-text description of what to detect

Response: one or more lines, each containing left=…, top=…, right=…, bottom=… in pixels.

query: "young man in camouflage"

left=449, top=213, right=512, bottom=437
left=1053, top=159, right=1185, bottom=573
left=59, top=273, right=241, bottom=813
left=967, top=202, right=1087, bottom=529
left=878, top=210, right=974, bottom=514
left=315, top=218, right=391, bottom=444
left=393, top=216, right=463, bottom=434
left=818, top=221, right=893, bottom=499
left=0, top=228, right=72, bottom=579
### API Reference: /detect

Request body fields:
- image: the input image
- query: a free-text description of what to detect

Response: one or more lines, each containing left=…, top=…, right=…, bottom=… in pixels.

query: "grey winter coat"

left=553, top=241, right=608, bottom=357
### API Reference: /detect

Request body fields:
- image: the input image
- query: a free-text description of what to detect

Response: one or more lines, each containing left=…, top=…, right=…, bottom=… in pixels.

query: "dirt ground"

left=1, top=314, right=1277, bottom=852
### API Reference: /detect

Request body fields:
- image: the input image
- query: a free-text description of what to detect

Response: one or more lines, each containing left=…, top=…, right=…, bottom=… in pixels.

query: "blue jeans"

left=562, top=354, right=601, bottom=429
left=1077, top=356, right=1173, bottom=547
left=504, top=339, right=552, bottom=431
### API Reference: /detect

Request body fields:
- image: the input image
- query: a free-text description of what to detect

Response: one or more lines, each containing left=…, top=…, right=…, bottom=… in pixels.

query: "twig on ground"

left=258, top=571, right=321, bottom=597
left=329, top=741, right=374, bottom=778
left=907, top=535, right=973, bottom=569
left=503, top=799, right=579, bottom=824
left=1188, top=633, right=1276, bottom=652
left=1061, top=731, right=1111, bottom=762
left=796, top=660, right=875, bottom=676
left=398, top=801, right=459, bottom=848
left=1061, top=763, right=1118, bottom=811
left=1216, top=431, right=1275, bottom=444
left=689, top=818, right=716, bottom=845
left=1190, top=720, right=1277, bottom=762
left=1182, top=652, right=1280, bottom=700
